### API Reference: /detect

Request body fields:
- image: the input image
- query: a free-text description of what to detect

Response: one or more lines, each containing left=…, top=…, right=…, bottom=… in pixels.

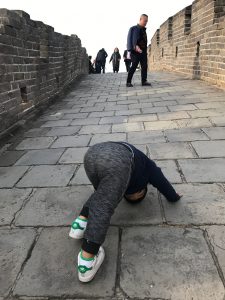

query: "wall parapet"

left=0, top=8, right=88, bottom=136
left=148, top=0, right=225, bottom=88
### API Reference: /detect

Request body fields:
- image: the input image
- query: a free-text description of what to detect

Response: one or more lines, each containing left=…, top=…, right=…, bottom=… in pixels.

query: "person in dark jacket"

left=69, top=141, right=182, bottom=282
left=109, top=47, right=121, bottom=73
left=123, top=49, right=132, bottom=72
left=126, top=14, right=151, bottom=87
left=96, top=48, right=108, bottom=73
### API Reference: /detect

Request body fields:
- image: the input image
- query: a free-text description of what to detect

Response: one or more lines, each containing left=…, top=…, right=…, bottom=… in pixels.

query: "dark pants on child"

left=127, top=51, right=148, bottom=84
left=79, top=142, right=133, bottom=254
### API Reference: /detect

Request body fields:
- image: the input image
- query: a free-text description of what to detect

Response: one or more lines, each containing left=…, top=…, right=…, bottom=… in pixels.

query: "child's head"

left=124, top=187, right=147, bottom=204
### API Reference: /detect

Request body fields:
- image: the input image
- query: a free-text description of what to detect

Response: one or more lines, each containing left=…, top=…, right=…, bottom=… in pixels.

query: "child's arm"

left=147, top=159, right=181, bottom=202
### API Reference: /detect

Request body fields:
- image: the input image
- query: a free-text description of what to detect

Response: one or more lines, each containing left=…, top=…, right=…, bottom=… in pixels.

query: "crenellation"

left=148, top=0, right=225, bottom=88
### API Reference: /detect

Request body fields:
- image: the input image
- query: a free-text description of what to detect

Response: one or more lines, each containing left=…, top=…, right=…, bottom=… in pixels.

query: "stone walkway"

left=1, top=71, right=225, bottom=300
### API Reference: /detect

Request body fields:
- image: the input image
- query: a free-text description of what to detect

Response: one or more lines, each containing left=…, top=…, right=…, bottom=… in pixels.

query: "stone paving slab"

left=144, top=120, right=179, bottom=130
left=176, top=118, right=212, bottom=129
left=44, top=126, right=81, bottom=136
left=127, top=130, right=166, bottom=144
left=41, top=119, right=72, bottom=127
left=155, top=160, right=182, bottom=183
left=70, top=117, right=100, bottom=126
left=79, top=125, right=111, bottom=135
left=164, top=128, right=209, bottom=142
left=90, top=133, right=126, bottom=145
left=162, top=184, right=225, bottom=224
left=120, top=226, right=225, bottom=299
left=24, top=128, right=50, bottom=138
left=99, top=116, right=128, bottom=124
left=0, top=166, right=29, bottom=188
left=13, top=227, right=118, bottom=298
left=192, top=141, right=225, bottom=158
left=59, top=147, right=88, bottom=164
left=111, top=186, right=162, bottom=225
left=0, top=188, right=32, bottom=225
left=50, top=135, right=91, bottom=148
left=202, top=126, right=225, bottom=140
left=15, top=186, right=93, bottom=226
left=0, top=228, right=36, bottom=297
left=15, top=148, right=65, bottom=165
left=206, top=226, right=225, bottom=276
left=16, top=137, right=56, bottom=150
left=210, top=116, right=225, bottom=126
left=148, top=142, right=195, bottom=160
left=70, top=164, right=91, bottom=185
left=16, top=165, right=76, bottom=187
left=178, top=158, right=225, bottom=182
left=0, top=150, right=25, bottom=166
left=112, top=122, right=144, bottom=133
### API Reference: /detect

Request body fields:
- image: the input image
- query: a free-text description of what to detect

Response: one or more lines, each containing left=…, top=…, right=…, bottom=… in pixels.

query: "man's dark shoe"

left=142, top=81, right=152, bottom=86
left=126, top=83, right=133, bottom=87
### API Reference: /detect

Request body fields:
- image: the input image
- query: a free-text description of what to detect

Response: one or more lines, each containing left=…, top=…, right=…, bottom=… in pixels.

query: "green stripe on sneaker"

left=78, top=265, right=93, bottom=274
left=71, top=221, right=84, bottom=230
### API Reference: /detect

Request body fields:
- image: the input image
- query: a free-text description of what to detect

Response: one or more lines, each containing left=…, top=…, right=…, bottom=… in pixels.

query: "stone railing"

left=0, top=9, right=88, bottom=136
left=148, top=0, right=225, bottom=88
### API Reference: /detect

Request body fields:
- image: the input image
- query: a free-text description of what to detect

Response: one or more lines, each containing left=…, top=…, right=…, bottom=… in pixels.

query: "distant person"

left=88, top=56, right=95, bottom=74
left=123, top=49, right=132, bottom=72
left=109, top=47, right=121, bottom=73
left=96, top=48, right=108, bottom=73
left=126, top=14, right=151, bottom=87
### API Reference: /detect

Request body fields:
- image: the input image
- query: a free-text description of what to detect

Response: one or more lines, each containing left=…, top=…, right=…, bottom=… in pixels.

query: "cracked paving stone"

left=13, top=227, right=118, bottom=298
left=206, top=226, right=225, bottom=276
left=0, top=228, right=36, bottom=297
left=0, top=188, right=32, bottom=225
left=50, top=135, right=91, bottom=148
left=128, top=130, right=165, bottom=144
left=164, top=128, right=209, bottom=142
left=15, top=186, right=93, bottom=226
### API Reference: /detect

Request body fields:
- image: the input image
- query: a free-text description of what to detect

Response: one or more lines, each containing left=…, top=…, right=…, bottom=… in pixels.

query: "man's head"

left=124, top=187, right=148, bottom=204
left=139, top=14, right=148, bottom=27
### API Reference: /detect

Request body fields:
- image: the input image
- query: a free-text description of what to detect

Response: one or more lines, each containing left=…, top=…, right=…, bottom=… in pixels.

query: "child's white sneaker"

left=69, top=217, right=87, bottom=239
left=78, top=246, right=105, bottom=283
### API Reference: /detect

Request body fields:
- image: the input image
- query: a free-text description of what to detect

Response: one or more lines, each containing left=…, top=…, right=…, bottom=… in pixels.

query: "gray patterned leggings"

left=80, top=142, right=133, bottom=254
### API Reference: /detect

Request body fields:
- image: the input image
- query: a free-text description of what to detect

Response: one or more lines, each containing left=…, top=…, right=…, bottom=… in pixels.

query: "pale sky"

left=0, top=0, right=192, bottom=72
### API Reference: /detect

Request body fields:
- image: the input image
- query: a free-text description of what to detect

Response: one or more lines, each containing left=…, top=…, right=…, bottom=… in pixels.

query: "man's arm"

left=147, top=159, right=181, bottom=202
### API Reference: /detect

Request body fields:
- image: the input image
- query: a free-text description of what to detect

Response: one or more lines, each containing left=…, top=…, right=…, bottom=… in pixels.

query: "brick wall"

left=0, top=9, right=88, bottom=136
left=148, top=0, right=225, bottom=88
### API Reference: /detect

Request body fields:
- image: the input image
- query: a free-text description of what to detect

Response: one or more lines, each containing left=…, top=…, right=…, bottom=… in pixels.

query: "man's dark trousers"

left=127, top=51, right=147, bottom=84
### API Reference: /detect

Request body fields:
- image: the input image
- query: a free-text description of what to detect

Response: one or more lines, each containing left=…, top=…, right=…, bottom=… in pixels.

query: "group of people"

left=89, top=48, right=131, bottom=74
left=88, top=14, right=151, bottom=87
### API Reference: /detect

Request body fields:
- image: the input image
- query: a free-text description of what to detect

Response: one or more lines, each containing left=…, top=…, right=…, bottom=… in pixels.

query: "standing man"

left=96, top=48, right=108, bottom=74
left=123, top=49, right=132, bottom=72
left=126, top=14, right=151, bottom=87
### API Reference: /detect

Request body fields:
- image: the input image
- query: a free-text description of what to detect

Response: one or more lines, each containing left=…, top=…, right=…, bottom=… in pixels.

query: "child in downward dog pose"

left=69, top=141, right=182, bottom=282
